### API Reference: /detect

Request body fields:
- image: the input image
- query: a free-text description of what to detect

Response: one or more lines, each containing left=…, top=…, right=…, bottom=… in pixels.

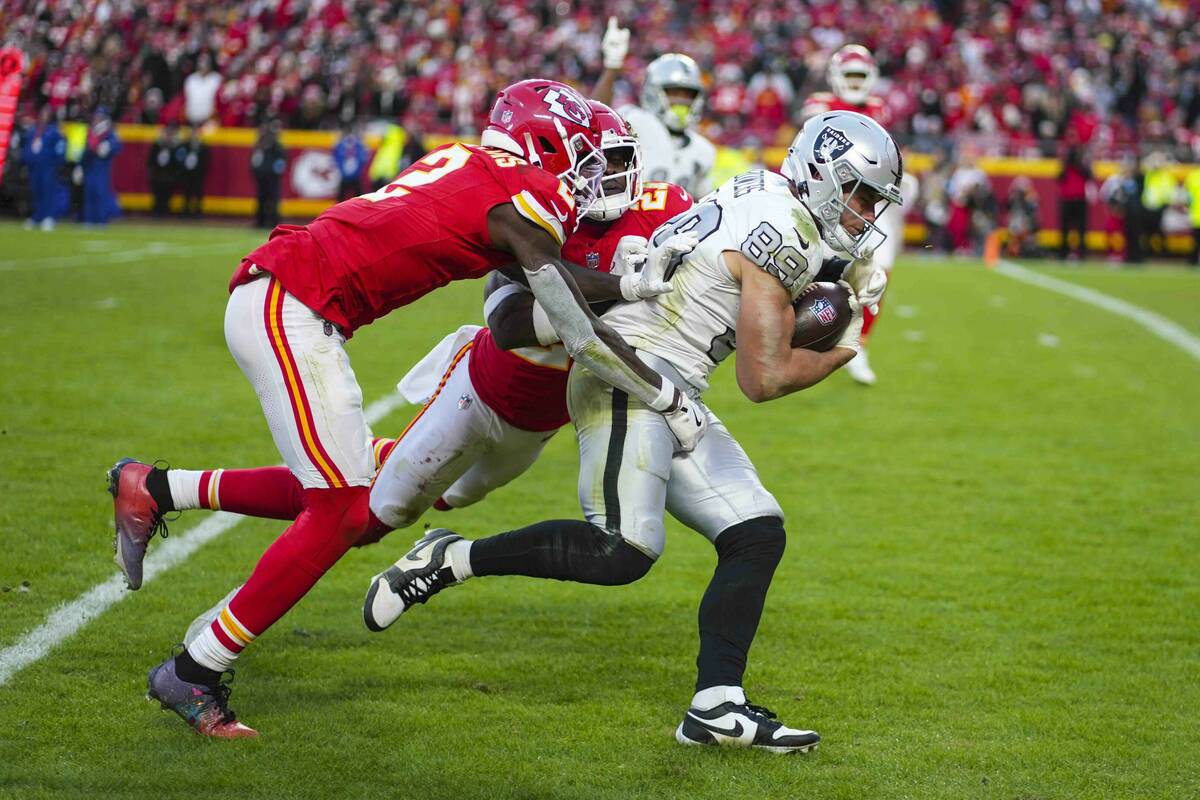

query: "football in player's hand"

left=791, top=282, right=853, bottom=351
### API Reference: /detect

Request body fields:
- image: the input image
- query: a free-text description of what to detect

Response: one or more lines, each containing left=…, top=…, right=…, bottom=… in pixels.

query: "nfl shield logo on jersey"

left=586, top=251, right=600, bottom=270
left=811, top=297, right=838, bottom=325
left=813, top=127, right=853, bottom=163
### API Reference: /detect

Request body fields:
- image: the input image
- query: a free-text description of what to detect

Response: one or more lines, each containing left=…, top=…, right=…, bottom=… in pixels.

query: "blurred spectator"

left=178, top=128, right=209, bottom=217
left=1141, top=153, right=1178, bottom=258
left=20, top=105, right=67, bottom=230
left=183, top=54, right=221, bottom=128
left=947, top=151, right=989, bottom=253
left=1100, top=156, right=1140, bottom=263
left=1057, top=146, right=1093, bottom=260
left=1004, top=176, right=1040, bottom=259
left=367, top=122, right=424, bottom=190
left=333, top=123, right=369, bottom=201
left=1186, top=166, right=1200, bottom=267
left=920, top=152, right=954, bottom=252
left=81, top=109, right=121, bottom=226
left=251, top=120, right=286, bottom=229
left=63, top=119, right=88, bottom=221
left=146, top=122, right=179, bottom=217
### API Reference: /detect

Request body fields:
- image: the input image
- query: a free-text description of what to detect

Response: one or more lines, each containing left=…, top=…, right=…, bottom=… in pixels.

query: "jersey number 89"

left=740, top=222, right=809, bottom=289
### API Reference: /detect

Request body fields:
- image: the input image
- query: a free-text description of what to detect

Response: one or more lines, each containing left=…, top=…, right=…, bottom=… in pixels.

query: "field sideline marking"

left=0, top=391, right=410, bottom=687
left=995, top=259, right=1200, bottom=362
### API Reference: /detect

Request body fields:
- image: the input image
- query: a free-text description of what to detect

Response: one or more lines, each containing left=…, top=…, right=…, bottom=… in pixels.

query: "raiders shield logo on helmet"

left=813, top=126, right=853, bottom=163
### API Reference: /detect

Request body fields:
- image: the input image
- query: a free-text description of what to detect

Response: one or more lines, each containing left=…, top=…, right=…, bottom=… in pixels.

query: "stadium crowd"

left=4, top=0, right=1200, bottom=262
left=6, top=0, right=1200, bottom=158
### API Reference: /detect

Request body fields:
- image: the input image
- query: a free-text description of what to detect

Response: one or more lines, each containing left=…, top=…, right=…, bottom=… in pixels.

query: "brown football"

left=791, top=282, right=852, bottom=351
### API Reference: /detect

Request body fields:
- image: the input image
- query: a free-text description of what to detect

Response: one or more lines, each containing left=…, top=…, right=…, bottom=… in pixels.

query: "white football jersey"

left=620, top=105, right=716, bottom=198
left=602, top=170, right=824, bottom=393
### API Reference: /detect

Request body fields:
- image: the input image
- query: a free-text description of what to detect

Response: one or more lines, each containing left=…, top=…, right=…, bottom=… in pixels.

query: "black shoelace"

left=396, top=568, right=451, bottom=605
left=744, top=702, right=778, bottom=722
left=210, top=671, right=238, bottom=724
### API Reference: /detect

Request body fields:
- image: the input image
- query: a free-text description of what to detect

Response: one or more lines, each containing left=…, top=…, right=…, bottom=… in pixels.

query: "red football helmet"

left=828, top=44, right=878, bottom=105
left=585, top=100, right=643, bottom=222
left=481, top=79, right=606, bottom=216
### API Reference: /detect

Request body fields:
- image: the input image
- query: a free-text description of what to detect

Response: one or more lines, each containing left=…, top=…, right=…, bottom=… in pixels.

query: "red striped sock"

left=371, top=437, right=398, bottom=469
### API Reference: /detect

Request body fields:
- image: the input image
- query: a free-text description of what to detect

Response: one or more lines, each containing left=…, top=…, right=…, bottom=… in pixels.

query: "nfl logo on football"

left=811, top=297, right=838, bottom=325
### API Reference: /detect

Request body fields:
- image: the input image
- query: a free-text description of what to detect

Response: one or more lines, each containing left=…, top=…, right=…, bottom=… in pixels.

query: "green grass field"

left=1, top=221, right=1197, bottom=799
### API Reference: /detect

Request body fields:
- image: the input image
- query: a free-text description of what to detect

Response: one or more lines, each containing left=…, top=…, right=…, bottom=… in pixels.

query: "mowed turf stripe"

left=0, top=240, right=255, bottom=271
left=996, top=259, right=1200, bottom=361
left=0, top=390, right=409, bottom=687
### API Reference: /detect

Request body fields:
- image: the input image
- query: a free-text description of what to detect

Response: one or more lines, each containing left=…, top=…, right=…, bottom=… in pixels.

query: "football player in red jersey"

left=801, top=45, right=919, bottom=385
left=118, top=104, right=695, bottom=560
left=110, top=82, right=706, bottom=738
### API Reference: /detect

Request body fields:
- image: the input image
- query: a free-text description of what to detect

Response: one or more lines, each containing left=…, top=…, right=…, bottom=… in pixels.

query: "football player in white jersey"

left=593, top=18, right=716, bottom=197
left=362, top=111, right=903, bottom=753
left=801, top=44, right=921, bottom=385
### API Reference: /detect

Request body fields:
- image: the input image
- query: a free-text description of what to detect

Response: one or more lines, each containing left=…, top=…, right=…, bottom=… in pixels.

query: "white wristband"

left=648, top=377, right=676, bottom=411
left=530, top=300, right=560, bottom=346
left=619, top=273, right=638, bottom=302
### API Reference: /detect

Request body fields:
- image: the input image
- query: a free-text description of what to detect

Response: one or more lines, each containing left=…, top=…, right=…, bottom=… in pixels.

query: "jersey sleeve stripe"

left=513, top=191, right=566, bottom=247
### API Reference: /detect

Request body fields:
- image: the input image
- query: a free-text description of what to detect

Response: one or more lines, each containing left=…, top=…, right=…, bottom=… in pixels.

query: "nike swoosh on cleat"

left=687, top=713, right=744, bottom=738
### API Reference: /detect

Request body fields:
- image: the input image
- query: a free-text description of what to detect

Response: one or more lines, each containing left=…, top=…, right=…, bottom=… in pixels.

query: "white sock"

left=166, top=469, right=205, bottom=511
left=692, top=685, right=747, bottom=710
left=446, top=538, right=474, bottom=582
left=186, top=625, right=240, bottom=673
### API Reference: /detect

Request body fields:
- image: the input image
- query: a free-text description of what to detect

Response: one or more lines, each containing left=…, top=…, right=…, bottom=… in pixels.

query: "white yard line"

left=0, top=390, right=409, bottom=687
left=995, top=259, right=1200, bottom=363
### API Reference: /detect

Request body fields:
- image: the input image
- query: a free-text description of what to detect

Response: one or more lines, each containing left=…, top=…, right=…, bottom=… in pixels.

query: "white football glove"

left=601, top=17, right=630, bottom=70
left=834, top=280, right=865, bottom=353
left=610, top=235, right=648, bottom=277
left=843, top=257, right=888, bottom=312
left=619, top=231, right=697, bottom=301
left=663, top=388, right=707, bottom=454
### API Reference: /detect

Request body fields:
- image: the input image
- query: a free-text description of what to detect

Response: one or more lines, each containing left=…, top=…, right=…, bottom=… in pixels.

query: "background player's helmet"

left=641, top=53, right=705, bottom=133
left=828, top=45, right=878, bottom=105
left=782, top=110, right=903, bottom=258
left=585, top=101, right=643, bottom=222
left=482, top=79, right=606, bottom=215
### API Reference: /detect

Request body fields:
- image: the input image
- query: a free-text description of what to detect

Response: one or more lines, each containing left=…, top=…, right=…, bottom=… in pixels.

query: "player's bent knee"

left=714, top=516, right=786, bottom=563
left=578, top=525, right=655, bottom=585
left=369, top=493, right=424, bottom=530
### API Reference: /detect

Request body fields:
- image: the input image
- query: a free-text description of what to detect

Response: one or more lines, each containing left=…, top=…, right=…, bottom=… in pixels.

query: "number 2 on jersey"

left=359, top=144, right=473, bottom=202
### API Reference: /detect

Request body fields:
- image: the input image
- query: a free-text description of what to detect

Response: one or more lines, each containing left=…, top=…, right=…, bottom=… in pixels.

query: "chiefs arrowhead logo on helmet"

left=813, top=126, right=853, bottom=164
left=541, top=87, right=591, bottom=127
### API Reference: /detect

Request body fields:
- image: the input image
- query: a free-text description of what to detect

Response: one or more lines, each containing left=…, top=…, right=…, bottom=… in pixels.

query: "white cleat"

left=675, top=701, right=820, bottom=754
left=846, top=350, right=877, bottom=386
left=363, top=528, right=463, bottom=632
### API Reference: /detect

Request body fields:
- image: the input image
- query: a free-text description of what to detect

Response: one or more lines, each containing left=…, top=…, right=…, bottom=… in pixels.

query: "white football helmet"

left=586, top=100, right=643, bottom=222
left=782, top=110, right=904, bottom=258
left=828, top=44, right=878, bottom=106
left=641, top=53, right=705, bottom=133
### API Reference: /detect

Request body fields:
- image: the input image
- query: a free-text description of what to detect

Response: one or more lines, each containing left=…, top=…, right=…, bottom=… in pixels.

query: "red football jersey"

left=800, top=92, right=891, bottom=127
left=230, top=143, right=577, bottom=337
left=469, top=182, right=693, bottom=432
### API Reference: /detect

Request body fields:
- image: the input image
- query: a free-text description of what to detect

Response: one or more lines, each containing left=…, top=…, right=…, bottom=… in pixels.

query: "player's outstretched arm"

left=592, top=17, right=629, bottom=106
left=728, top=252, right=856, bottom=402
left=489, top=205, right=707, bottom=450
left=489, top=205, right=660, bottom=389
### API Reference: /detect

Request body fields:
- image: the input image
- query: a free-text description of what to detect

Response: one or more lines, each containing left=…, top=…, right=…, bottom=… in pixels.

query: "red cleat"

left=147, top=655, right=258, bottom=738
left=107, top=458, right=168, bottom=590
